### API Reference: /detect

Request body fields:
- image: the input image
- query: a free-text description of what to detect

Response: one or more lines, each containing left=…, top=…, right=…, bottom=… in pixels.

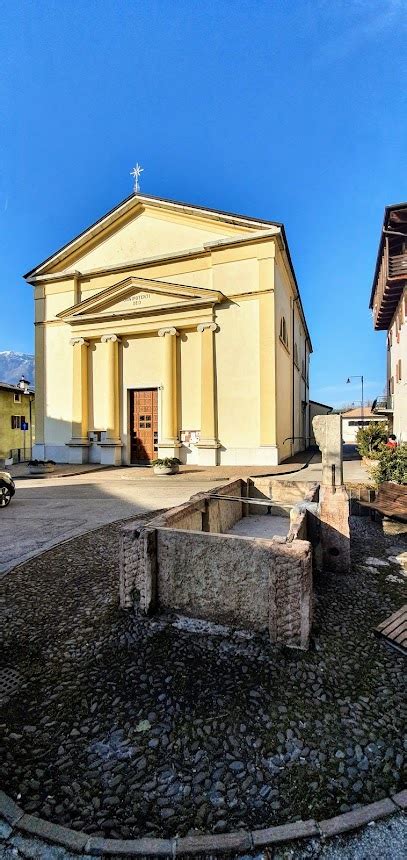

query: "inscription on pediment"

left=128, top=292, right=151, bottom=306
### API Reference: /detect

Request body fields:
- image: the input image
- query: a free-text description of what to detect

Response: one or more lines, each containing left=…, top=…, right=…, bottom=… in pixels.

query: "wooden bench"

left=359, top=481, right=407, bottom=523
left=375, top=605, right=407, bottom=655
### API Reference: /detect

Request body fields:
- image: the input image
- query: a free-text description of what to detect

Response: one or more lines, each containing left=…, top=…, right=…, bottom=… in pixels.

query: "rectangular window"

left=13, top=392, right=22, bottom=403
left=397, top=359, right=402, bottom=382
left=11, top=415, right=20, bottom=429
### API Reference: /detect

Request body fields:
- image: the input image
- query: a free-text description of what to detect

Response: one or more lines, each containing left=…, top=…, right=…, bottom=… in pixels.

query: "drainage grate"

left=0, top=667, right=22, bottom=705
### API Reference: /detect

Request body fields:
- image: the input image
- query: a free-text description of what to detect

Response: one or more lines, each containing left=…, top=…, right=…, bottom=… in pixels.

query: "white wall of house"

left=341, top=415, right=388, bottom=444
left=387, top=288, right=407, bottom=442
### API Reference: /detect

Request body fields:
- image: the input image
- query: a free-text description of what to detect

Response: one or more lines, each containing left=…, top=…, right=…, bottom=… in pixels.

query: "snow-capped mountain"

left=0, top=351, right=35, bottom=386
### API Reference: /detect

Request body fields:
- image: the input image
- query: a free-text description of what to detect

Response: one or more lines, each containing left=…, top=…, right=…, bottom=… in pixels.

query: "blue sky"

left=1, top=0, right=406, bottom=406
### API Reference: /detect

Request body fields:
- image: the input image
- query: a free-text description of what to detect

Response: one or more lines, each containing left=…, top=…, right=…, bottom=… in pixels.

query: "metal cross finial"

left=130, top=163, right=144, bottom=193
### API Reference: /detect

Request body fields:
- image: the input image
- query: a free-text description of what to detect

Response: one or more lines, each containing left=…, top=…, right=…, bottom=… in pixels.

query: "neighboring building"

left=0, top=381, right=35, bottom=462
left=309, top=399, right=332, bottom=444
left=24, top=192, right=312, bottom=466
left=370, top=203, right=407, bottom=442
left=340, top=406, right=387, bottom=444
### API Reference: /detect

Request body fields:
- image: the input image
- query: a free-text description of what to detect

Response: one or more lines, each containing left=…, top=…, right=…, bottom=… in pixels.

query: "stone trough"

left=120, top=479, right=319, bottom=650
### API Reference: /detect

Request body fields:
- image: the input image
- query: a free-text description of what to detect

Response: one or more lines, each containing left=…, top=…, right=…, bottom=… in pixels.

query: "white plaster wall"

left=274, top=266, right=292, bottom=460
left=212, top=257, right=259, bottom=298
left=43, top=325, right=72, bottom=450
left=342, top=416, right=387, bottom=444
left=46, top=286, right=75, bottom=318
left=215, top=299, right=260, bottom=452
left=389, top=292, right=407, bottom=442
left=63, top=212, right=234, bottom=274
left=180, top=330, right=201, bottom=434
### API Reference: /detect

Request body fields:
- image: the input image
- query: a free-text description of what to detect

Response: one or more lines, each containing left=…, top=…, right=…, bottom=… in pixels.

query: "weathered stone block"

left=319, top=485, right=350, bottom=573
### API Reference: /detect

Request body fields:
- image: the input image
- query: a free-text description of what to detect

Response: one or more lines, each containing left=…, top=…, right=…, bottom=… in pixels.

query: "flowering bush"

left=369, top=444, right=407, bottom=485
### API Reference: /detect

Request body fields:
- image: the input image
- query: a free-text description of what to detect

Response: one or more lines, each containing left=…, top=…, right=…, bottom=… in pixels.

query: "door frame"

left=127, top=386, right=161, bottom=466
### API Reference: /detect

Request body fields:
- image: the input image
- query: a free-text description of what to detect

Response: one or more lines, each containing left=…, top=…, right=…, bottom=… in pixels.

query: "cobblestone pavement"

left=1, top=515, right=406, bottom=842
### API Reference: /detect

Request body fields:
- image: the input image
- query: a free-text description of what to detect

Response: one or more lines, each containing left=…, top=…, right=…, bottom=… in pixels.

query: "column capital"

left=70, top=337, right=89, bottom=346
left=101, top=333, right=121, bottom=343
left=158, top=327, right=178, bottom=337
left=197, top=322, right=218, bottom=333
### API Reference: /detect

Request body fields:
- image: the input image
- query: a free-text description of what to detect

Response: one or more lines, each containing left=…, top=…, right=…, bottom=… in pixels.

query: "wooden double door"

left=130, top=389, right=158, bottom=464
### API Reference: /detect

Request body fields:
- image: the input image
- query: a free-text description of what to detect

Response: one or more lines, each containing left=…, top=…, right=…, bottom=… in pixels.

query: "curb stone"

left=1, top=789, right=406, bottom=856
left=18, top=814, right=88, bottom=853
left=251, top=819, right=318, bottom=847
left=85, top=838, right=175, bottom=856
left=392, top=790, right=407, bottom=810
left=0, top=791, right=24, bottom=827
left=318, top=798, right=397, bottom=837
left=176, top=831, right=251, bottom=855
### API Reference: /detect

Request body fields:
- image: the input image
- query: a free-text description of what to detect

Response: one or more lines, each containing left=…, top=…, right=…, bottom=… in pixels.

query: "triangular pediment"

left=57, top=276, right=225, bottom=323
left=25, top=194, right=276, bottom=279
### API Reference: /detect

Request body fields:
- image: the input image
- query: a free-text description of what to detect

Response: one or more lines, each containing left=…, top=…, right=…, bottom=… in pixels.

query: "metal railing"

left=372, top=395, right=393, bottom=413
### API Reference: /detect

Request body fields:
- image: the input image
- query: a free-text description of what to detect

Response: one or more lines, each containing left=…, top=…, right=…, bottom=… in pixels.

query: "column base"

left=66, top=439, right=90, bottom=464
left=158, top=440, right=182, bottom=460
left=99, top=440, right=123, bottom=466
left=195, top=441, right=220, bottom=466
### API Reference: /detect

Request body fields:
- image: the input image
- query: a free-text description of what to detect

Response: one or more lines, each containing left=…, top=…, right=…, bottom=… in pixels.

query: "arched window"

left=279, top=316, right=288, bottom=348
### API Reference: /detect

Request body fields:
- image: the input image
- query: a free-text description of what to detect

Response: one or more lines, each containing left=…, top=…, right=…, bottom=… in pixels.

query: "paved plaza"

left=1, top=448, right=369, bottom=576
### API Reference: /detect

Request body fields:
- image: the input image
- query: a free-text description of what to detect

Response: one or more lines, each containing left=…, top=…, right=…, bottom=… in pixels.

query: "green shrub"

left=356, top=422, right=388, bottom=458
left=369, top=444, right=407, bottom=486
left=151, top=457, right=181, bottom=467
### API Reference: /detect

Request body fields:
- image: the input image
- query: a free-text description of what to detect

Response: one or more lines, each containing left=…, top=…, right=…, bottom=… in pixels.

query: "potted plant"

left=28, top=459, right=56, bottom=475
left=151, top=457, right=181, bottom=476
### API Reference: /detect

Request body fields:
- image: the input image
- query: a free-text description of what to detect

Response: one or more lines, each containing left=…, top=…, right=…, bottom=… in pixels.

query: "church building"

left=25, top=192, right=312, bottom=466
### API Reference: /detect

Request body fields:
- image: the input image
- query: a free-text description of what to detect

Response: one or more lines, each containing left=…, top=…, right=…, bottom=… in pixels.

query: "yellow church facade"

left=25, top=193, right=312, bottom=466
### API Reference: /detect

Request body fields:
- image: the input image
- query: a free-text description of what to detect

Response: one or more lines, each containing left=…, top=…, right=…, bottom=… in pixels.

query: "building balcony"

left=372, top=395, right=394, bottom=414
left=372, top=249, right=407, bottom=331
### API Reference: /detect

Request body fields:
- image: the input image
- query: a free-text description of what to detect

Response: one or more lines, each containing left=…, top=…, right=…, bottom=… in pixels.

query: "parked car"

left=0, top=471, right=16, bottom=507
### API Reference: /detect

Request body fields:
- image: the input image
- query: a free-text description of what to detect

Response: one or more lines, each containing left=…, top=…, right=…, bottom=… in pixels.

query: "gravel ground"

left=0, top=514, right=406, bottom=841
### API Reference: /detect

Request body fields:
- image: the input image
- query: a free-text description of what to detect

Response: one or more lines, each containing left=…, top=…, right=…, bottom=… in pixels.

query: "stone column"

left=195, top=322, right=220, bottom=466
left=66, top=337, right=90, bottom=464
left=99, top=333, right=123, bottom=465
left=312, top=414, right=350, bottom=573
left=157, top=327, right=181, bottom=458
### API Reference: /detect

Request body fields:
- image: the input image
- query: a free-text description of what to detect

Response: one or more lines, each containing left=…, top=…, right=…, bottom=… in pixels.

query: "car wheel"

left=0, top=482, right=12, bottom=507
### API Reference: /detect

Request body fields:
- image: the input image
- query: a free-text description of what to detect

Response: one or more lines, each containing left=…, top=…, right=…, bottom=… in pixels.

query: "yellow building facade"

left=0, top=383, right=35, bottom=462
left=25, top=194, right=311, bottom=466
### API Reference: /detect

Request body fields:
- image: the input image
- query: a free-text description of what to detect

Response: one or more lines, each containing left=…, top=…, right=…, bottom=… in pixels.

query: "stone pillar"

left=66, top=337, right=90, bottom=464
left=312, top=414, right=350, bottom=573
left=157, top=327, right=181, bottom=459
left=313, top=414, right=344, bottom=487
left=99, top=334, right=123, bottom=465
left=195, top=322, right=220, bottom=466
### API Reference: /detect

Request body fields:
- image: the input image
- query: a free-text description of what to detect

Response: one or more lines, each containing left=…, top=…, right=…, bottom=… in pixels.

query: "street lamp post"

left=346, top=375, right=364, bottom=421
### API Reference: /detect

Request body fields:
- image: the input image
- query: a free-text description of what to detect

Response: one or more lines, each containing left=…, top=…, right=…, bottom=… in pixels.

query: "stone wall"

left=120, top=479, right=314, bottom=649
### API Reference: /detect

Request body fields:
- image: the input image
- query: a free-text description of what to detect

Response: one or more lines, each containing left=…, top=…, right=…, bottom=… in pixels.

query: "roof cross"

left=130, top=163, right=144, bottom=193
